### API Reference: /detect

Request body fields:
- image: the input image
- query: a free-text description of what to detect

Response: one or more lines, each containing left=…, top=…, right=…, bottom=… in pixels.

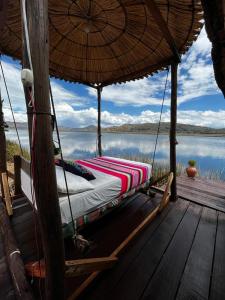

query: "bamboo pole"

left=0, top=94, right=7, bottom=197
left=21, top=1, right=65, bottom=299
left=170, top=62, right=178, bottom=201
left=97, top=86, right=102, bottom=157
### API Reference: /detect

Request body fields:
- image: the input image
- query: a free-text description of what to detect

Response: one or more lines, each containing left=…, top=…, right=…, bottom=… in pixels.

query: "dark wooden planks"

left=79, top=200, right=173, bottom=300
left=178, top=175, right=225, bottom=190
left=84, top=199, right=190, bottom=300
left=0, top=234, right=16, bottom=300
left=210, top=212, right=225, bottom=300
left=81, top=193, right=159, bottom=258
left=177, top=177, right=225, bottom=200
left=65, top=193, right=161, bottom=298
left=10, top=198, right=40, bottom=263
left=178, top=185, right=225, bottom=212
left=141, top=203, right=202, bottom=300
left=176, top=207, right=217, bottom=300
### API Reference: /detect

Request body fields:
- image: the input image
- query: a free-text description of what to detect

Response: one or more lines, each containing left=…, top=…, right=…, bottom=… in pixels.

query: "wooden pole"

left=0, top=199, right=33, bottom=299
left=0, top=94, right=7, bottom=196
left=170, top=62, right=178, bottom=201
left=97, top=86, right=102, bottom=157
left=20, top=3, right=33, bottom=146
left=21, top=1, right=65, bottom=299
left=14, top=155, right=22, bottom=195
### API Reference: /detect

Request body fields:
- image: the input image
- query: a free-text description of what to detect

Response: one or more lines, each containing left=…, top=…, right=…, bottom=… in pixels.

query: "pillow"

left=55, top=166, right=94, bottom=194
left=55, top=159, right=96, bottom=181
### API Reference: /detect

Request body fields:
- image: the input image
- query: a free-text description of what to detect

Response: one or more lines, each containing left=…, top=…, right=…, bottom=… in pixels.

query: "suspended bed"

left=0, top=0, right=203, bottom=299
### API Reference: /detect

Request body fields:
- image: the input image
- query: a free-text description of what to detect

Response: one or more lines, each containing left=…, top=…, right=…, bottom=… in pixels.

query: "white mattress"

left=20, top=157, right=152, bottom=225
left=59, top=157, right=152, bottom=224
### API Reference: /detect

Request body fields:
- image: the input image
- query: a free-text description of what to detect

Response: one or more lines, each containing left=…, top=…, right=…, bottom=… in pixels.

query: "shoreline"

left=58, top=130, right=225, bottom=137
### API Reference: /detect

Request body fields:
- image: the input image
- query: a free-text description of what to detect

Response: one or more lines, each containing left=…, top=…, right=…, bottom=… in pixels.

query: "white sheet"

left=59, top=157, right=152, bottom=224
left=20, top=157, right=152, bottom=225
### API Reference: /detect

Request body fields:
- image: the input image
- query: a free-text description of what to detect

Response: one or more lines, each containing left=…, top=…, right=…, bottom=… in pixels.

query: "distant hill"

left=7, top=121, right=225, bottom=136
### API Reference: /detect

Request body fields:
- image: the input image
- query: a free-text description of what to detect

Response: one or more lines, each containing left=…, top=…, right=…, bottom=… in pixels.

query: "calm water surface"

left=6, top=130, right=225, bottom=180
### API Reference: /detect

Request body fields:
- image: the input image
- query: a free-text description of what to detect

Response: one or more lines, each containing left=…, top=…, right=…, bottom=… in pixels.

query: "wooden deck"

left=0, top=175, right=225, bottom=300
left=0, top=229, right=16, bottom=299
left=78, top=176, right=225, bottom=300
left=177, top=175, right=225, bottom=212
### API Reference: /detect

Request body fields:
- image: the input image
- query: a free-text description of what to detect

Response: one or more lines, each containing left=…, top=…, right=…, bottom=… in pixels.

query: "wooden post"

left=20, top=2, right=33, bottom=146
left=0, top=95, right=7, bottom=197
left=97, top=86, right=102, bottom=157
left=0, top=199, right=34, bottom=299
left=14, top=155, right=22, bottom=195
left=170, top=62, right=178, bottom=201
left=21, top=1, right=65, bottom=299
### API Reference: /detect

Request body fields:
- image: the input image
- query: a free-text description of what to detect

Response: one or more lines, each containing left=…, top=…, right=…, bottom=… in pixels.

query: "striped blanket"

left=76, top=156, right=149, bottom=195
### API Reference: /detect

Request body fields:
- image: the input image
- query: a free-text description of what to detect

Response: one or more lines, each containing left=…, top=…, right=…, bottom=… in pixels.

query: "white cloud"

left=30, top=106, right=225, bottom=129
left=86, top=27, right=220, bottom=107
left=88, top=76, right=168, bottom=107
left=1, top=27, right=223, bottom=130
left=0, top=59, right=88, bottom=121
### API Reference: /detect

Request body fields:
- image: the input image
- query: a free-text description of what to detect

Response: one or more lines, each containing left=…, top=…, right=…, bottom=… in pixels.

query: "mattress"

left=20, top=156, right=152, bottom=230
left=59, top=156, right=152, bottom=225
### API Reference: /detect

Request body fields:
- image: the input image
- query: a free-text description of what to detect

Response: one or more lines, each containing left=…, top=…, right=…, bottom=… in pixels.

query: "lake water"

left=6, top=129, right=225, bottom=180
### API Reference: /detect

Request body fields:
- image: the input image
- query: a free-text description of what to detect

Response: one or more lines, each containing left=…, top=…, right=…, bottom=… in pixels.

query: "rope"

left=49, top=82, right=77, bottom=238
left=0, top=60, right=24, bottom=156
left=21, top=2, right=42, bottom=298
left=151, top=67, right=170, bottom=174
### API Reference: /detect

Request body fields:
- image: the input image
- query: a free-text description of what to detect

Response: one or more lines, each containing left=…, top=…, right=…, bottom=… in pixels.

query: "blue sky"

left=1, top=27, right=225, bottom=128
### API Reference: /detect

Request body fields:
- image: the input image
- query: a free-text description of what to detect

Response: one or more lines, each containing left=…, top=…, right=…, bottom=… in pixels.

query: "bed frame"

left=13, top=155, right=174, bottom=298
left=14, top=155, right=152, bottom=235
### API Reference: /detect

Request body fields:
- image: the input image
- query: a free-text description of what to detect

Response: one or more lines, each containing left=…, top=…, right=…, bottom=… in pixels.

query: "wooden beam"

left=145, top=0, right=181, bottom=63
left=65, top=257, right=118, bottom=277
left=69, top=205, right=160, bottom=300
left=14, top=155, right=22, bottom=195
left=0, top=94, right=7, bottom=197
left=21, top=1, right=65, bottom=299
left=1, top=173, right=13, bottom=216
left=170, top=62, right=178, bottom=201
left=25, top=257, right=117, bottom=278
left=158, top=172, right=173, bottom=212
left=20, top=2, right=33, bottom=146
left=97, top=86, right=102, bottom=157
left=0, top=199, right=34, bottom=299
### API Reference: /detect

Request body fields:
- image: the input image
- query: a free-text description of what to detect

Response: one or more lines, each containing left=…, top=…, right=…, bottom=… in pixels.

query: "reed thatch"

left=201, top=0, right=225, bottom=97
left=1, top=0, right=203, bottom=86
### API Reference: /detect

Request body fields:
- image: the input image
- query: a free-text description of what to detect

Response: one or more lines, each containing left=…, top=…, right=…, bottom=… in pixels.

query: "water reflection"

left=6, top=130, right=225, bottom=179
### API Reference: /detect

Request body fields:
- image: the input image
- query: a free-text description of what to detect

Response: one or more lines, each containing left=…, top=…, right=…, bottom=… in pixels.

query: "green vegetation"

left=5, top=140, right=225, bottom=182
left=119, top=154, right=224, bottom=183
left=118, top=154, right=184, bottom=186
left=6, top=140, right=30, bottom=162
left=188, top=160, right=196, bottom=167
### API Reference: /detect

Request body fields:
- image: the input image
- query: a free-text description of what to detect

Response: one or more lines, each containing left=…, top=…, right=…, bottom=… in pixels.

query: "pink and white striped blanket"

left=76, top=156, right=150, bottom=195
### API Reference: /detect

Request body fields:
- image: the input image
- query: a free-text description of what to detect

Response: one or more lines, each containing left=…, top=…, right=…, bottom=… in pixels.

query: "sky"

left=1, top=27, right=225, bottom=129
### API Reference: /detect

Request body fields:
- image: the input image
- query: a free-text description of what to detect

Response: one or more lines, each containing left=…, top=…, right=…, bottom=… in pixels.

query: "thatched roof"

left=1, top=0, right=203, bottom=86
left=201, top=0, right=225, bottom=97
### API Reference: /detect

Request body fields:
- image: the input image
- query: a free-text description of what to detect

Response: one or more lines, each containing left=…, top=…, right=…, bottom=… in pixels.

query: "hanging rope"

left=151, top=67, right=170, bottom=174
left=21, top=1, right=43, bottom=297
left=0, top=59, right=24, bottom=156
left=49, top=82, right=77, bottom=239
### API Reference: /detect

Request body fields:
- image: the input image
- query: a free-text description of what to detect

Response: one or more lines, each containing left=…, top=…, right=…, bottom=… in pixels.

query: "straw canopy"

left=1, top=0, right=203, bottom=86
left=202, top=0, right=225, bottom=97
